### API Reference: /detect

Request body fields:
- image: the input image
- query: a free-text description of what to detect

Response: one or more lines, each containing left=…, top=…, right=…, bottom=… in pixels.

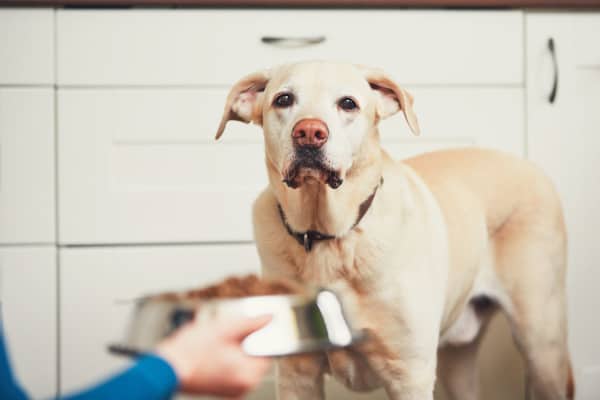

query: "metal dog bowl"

left=109, top=289, right=365, bottom=358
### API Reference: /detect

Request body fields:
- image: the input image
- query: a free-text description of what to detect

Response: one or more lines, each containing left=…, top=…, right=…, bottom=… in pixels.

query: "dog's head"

left=215, top=62, right=419, bottom=189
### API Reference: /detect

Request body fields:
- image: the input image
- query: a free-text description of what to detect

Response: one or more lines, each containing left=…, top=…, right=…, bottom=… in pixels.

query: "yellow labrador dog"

left=215, top=61, right=573, bottom=400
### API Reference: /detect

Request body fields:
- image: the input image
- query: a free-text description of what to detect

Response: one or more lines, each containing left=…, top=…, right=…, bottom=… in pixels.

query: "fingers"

left=225, top=314, right=273, bottom=342
left=249, top=356, right=272, bottom=377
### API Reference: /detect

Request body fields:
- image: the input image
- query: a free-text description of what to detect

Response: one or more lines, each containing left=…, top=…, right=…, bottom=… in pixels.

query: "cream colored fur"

left=215, top=61, right=572, bottom=400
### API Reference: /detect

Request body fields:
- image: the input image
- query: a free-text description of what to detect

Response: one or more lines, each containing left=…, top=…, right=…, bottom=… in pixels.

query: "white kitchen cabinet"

left=0, top=9, right=54, bottom=85
left=527, top=13, right=600, bottom=400
left=59, top=244, right=261, bottom=395
left=56, top=10, right=522, bottom=86
left=58, top=87, right=523, bottom=244
left=0, top=88, right=55, bottom=244
left=0, top=246, right=57, bottom=399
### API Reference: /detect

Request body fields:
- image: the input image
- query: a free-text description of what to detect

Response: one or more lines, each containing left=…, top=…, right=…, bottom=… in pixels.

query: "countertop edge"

left=1, top=0, right=600, bottom=9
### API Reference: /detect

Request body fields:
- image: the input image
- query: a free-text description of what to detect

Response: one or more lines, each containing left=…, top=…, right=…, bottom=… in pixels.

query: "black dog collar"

left=277, top=178, right=383, bottom=252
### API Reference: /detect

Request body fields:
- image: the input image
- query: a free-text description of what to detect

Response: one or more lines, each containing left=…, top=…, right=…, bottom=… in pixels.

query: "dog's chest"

left=298, top=246, right=349, bottom=285
left=292, top=231, right=377, bottom=286
left=291, top=235, right=396, bottom=330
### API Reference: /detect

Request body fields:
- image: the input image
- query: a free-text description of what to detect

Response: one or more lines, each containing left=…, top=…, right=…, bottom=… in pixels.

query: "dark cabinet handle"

left=548, top=38, right=559, bottom=104
left=261, top=36, right=326, bottom=48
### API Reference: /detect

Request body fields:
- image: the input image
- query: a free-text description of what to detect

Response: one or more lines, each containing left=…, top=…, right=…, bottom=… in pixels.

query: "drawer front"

left=59, top=244, right=260, bottom=395
left=0, top=9, right=54, bottom=85
left=57, top=10, right=523, bottom=86
left=379, top=87, right=524, bottom=158
left=0, top=89, right=55, bottom=244
left=58, top=88, right=522, bottom=244
left=0, top=247, right=57, bottom=399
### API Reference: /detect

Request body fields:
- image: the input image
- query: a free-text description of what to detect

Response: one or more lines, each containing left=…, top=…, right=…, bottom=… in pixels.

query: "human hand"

left=156, top=314, right=272, bottom=397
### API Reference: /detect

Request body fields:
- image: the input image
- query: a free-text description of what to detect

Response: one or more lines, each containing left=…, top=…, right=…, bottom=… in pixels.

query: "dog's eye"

left=273, top=93, right=295, bottom=108
left=338, top=97, right=359, bottom=111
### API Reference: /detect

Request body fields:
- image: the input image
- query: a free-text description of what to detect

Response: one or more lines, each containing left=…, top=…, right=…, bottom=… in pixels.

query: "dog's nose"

left=292, top=119, right=329, bottom=148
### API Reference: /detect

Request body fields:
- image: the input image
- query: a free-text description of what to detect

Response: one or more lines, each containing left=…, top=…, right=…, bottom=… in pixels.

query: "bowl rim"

left=141, top=292, right=315, bottom=308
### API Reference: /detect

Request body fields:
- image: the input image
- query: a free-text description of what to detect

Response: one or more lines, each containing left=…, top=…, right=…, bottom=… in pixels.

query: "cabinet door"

left=527, top=13, right=600, bottom=399
left=57, top=10, right=522, bottom=86
left=0, top=247, right=57, bottom=399
left=59, top=244, right=261, bottom=395
left=57, top=88, right=266, bottom=244
left=58, top=88, right=522, bottom=245
left=0, top=89, right=55, bottom=244
left=0, top=9, right=54, bottom=85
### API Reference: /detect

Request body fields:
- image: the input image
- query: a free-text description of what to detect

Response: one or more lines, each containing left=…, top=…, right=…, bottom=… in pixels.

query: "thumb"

left=225, top=314, right=272, bottom=342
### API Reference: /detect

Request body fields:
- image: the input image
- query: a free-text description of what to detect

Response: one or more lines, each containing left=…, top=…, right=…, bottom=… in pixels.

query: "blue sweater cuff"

left=60, top=354, right=179, bottom=400
left=133, top=354, right=179, bottom=397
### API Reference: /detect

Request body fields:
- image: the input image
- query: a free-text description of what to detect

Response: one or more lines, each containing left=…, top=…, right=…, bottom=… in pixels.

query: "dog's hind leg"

left=436, top=299, right=498, bottom=400
left=506, top=295, right=572, bottom=400
left=505, top=289, right=572, bottom=400
left=493, top=205, right=573, bottom=400
left=436, top=335, right=484, bottom=400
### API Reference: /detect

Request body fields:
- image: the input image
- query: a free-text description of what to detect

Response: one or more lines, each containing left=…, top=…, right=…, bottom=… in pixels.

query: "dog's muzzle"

left=283, top=147, right=343, bottom=189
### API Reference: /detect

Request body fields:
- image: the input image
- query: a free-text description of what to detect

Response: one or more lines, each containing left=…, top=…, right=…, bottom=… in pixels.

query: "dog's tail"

left=566, top=358, right=575, bottom=400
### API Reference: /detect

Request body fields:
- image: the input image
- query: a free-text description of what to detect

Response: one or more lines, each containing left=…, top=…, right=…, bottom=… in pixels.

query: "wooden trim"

left=1, top=0, right=600, bottom=8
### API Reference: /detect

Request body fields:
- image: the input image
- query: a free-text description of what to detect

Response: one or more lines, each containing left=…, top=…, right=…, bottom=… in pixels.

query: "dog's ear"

left=215, top=70, right=270, bottom=140
left=360, top=67, right=420, bottom=136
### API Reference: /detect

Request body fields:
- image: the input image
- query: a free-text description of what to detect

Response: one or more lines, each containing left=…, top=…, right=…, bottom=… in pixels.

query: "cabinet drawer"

left=0, top=89, right=55, bottom=244
left=58, top=87, right=522, bottom=244
left=0, top=247, right=57, bottom=399
left=379, top=87, right=524, bottom=158
left=57, top=10, right=523, bottom=86
left=59, top=244, right=260, bottom=395
left=0, top=9, right=54, bottom=85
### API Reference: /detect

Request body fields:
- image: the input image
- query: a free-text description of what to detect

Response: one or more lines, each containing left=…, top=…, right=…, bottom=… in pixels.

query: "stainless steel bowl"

left=109, top=288, right=365, bottom=358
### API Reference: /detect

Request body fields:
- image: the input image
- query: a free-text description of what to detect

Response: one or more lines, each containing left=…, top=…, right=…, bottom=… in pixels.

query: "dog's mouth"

left=282, top=148, right=343, bottom=190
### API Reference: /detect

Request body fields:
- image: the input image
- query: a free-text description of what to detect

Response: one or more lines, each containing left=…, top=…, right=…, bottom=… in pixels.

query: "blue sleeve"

left=0, top=325, right=29, bottom=400
left=61, top=354, right=179, bottom=400
left=2, top=320, right=178, bottom=400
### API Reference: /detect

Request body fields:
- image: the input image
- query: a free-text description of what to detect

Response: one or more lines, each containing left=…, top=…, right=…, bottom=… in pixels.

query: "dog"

left=214, top=61, right=573, bottom=400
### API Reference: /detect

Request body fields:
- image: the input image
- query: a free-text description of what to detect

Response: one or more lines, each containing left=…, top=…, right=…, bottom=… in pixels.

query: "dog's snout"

left=292, top=119, right=329, bottom=148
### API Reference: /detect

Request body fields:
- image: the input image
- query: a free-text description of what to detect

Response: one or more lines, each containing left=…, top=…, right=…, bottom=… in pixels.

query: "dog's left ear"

left=360, top=67, right=420, bottom=135
left=215, top=70, right=270, bottom=140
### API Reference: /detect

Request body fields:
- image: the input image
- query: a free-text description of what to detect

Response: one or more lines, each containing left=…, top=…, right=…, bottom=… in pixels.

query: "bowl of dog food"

left=108, top=275, right=365, bottom=358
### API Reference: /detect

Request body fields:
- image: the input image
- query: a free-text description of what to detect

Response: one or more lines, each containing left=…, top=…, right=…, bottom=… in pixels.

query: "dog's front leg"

left=381, top=363, right=436, bottom=400
left=276, top=354, right=327, bottom=400
left=359, top=330, right=437, bottom=400
left=370, top=356, right=436, bottom=400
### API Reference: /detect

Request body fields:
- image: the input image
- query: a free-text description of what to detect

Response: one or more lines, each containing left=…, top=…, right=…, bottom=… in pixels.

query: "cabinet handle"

left=548, top=38, right=559, bottom=104
left=261, top=36, right=326, bottom=48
